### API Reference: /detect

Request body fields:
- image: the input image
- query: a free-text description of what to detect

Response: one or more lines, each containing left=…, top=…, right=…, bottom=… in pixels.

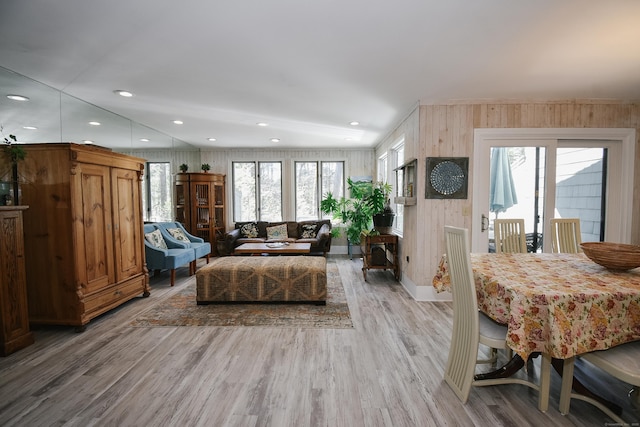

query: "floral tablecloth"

left=432, top=252, right=640, bottom=361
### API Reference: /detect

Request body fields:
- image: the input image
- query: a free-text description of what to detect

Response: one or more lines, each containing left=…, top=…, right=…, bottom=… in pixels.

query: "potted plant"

left=179, top=163, right=188, bottom=173
left=1, top=127, right=26, bottom=205
left=370, top=181, right=395, bottom=234
left=201, top=163, right=211, bottom=172
left=320, top=178, right=393, bottom=245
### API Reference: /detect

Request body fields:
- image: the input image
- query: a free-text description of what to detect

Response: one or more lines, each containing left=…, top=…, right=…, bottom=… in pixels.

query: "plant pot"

left=373, top=213, right=395, bottom=234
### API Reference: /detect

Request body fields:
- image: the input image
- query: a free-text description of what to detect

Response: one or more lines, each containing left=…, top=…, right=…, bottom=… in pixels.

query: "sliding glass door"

left=471, top=129, right=634, bottom=253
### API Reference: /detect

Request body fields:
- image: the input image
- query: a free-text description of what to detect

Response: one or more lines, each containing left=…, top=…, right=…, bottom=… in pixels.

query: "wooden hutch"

left=175, top=172, right=226, bottom=255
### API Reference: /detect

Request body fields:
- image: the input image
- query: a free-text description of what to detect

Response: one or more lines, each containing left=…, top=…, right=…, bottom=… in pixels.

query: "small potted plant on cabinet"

left=1, top=128, right=26, bottom=205
left=201, top=163, right=211, bottom=173
left=179, top=163, right=188, bottom=173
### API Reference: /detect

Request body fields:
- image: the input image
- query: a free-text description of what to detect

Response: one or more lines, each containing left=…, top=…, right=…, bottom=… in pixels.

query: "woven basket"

left=580, top=242, right=640, bottom=271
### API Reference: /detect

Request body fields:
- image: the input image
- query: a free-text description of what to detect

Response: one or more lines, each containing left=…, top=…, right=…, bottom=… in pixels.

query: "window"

left=391, top=141, right=404, bottom=234
left=142, top=162, right=173, bottom=222
left=295, top=161, right=344, bottom=221
left=232, top=161, right=282, bottom=222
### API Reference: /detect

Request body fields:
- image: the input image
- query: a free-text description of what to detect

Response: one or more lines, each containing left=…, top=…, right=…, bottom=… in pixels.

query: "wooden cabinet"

left=360, top=234, right=400, bottom=281
left=0, top=206, right=34, bottom=355
left=175, top=173, right=226, bottom=255
left=3, top=143, right=150, bottom=330
left=394, top=158, right=417, bottom=206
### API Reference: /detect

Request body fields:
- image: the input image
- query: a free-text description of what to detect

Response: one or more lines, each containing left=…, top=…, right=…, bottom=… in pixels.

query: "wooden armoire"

left=3, top=143, right=150, bottom=330
left=175, top=172, right=226, bottom=255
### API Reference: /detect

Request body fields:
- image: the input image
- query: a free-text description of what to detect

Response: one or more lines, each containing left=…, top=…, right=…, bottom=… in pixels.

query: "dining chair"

left=493, top=219, right=527, bottom=253
left=550, top=218, right=582, bottom=253
left=559, top=341, right=640, bottom=424
left=443, top=225, right=540, bottom=403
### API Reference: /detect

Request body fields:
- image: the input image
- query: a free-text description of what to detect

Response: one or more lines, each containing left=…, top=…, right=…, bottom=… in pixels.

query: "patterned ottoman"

left=196, top=256, right=327, bottom=304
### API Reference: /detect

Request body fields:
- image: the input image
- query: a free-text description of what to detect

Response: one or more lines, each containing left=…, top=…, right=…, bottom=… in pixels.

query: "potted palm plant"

left=370, top=181, right=395, bottom=234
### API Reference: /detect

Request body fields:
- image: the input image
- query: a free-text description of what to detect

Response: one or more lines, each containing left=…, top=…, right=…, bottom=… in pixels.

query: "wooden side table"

left=360, top=234, right=399, bottom=281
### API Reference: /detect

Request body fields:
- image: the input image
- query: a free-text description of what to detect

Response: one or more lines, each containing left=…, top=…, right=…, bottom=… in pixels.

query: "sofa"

left=223, top=220, right=332, bottom=256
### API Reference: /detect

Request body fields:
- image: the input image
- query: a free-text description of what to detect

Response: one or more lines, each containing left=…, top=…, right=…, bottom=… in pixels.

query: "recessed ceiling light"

left=173, top=120, right=183, bottom=125
left=22, top=126, right=37, bottom=130
left=83, top=140, right=94, bottom=144
left=270, top=138, right=280, bottom=143
left=88, top=121, right=101, bottom=126
left=257, top=122, right=269, bottom=127
left=207, top=138, right=217, bottom=142
left=114, top=90, right=133, bottom=97
left=349, top=121, right=360, bottom=126
left=7, top=94, right=29, bottom=101
left=140, top=138, right=149, bottom=142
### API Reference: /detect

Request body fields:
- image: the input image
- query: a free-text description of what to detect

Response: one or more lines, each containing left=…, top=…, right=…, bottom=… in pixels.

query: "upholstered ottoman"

left=196, top=256, right=327, bottom=304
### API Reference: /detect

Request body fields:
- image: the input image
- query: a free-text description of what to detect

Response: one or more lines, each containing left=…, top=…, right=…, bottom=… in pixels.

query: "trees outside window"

left=232, top=161, right=282, bottom=222
left=143, top=162, right=173, bottom=222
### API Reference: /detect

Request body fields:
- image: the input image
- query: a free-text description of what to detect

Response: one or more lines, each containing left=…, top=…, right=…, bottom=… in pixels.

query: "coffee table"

left=234, top=242, right=311, bottom=255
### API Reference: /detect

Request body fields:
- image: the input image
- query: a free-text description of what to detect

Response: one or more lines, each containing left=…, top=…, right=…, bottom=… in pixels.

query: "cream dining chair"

left=550, top=218, right=582, bottom=253
left=559, top=341, right=640, bottom=424
left=493, top=219, right=527, bottom=253
left=443, top=226, right=540, bottom=403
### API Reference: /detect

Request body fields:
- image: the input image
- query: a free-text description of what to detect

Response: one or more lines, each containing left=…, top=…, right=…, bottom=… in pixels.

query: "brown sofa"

left=223, top=220, right=332, bottom=256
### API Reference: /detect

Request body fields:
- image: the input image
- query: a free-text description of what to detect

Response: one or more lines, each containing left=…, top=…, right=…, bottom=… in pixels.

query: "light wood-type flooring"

left=1, top=256, right=638, bottom=426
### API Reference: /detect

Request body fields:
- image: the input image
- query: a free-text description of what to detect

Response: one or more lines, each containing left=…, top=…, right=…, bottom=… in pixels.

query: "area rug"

left=128, top=261, right=353, bottom=328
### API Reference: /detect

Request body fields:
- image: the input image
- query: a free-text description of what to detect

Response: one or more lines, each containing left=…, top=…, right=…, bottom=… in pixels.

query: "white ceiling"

left=1, top=0, right=639, bottom=150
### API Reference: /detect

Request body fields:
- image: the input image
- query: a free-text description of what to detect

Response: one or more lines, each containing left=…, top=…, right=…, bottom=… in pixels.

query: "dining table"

left=432, top=252, right=640, bottom=412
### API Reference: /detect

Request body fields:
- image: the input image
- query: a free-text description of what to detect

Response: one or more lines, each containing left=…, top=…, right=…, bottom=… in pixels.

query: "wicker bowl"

left=580, top=242, right=640, bottom=271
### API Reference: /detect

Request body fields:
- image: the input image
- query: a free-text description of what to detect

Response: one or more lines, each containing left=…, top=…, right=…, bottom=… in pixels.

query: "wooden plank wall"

left=387, top=102, right=640, bottom=295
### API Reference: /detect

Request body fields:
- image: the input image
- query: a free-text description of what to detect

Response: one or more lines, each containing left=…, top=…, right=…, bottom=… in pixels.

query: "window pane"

left=147, top=162, right=172, bottom=222
left=393, top=144, right=404, bottom=234
left=259, top=162, right=282, bottom=221
left=321, top=161, right=344, bottom=199
left=296, top=162, right=318, bottom=220
left=233, top=162, right=256, bottom=221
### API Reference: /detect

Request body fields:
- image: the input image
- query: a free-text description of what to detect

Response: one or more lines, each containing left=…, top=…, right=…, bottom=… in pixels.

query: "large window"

left=142, top=162, right=173, bottom=222
left=232, top=161, right=282, bottom=222
left=296, top=161, right=344, bottom=221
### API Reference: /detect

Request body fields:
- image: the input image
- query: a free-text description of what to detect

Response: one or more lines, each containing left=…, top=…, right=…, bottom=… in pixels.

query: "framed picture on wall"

left=425, top=157, right=469, bottom=199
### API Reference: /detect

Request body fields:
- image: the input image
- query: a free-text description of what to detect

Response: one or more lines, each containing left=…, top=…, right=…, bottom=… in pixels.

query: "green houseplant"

left=201, top=163, right=211, bottom=172
left=179, top=163, right=188, bottom=173
left=320, top=178, right=393, bottom=245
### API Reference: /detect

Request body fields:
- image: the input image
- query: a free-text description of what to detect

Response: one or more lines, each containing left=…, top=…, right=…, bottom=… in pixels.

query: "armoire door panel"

left=75, top=163, right=114, bottom=294
left=111, top=168, right=144, bottom=282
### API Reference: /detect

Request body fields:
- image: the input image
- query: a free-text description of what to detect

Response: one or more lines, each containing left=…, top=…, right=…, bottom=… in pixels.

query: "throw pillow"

left=240, top=222, right=259, bottom=238
left=167, top=227, right=190, bottom=243
left=300, top=224, right=318, bottom=238
left=145, top=229, right=167, bottom=249
left=266, top=223, right=288, bottom=240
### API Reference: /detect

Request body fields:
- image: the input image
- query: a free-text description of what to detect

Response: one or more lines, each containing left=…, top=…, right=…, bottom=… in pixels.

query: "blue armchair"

left=155, top=222, right=212, bottom=268
left=143, top=223, right=196, bottom=286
